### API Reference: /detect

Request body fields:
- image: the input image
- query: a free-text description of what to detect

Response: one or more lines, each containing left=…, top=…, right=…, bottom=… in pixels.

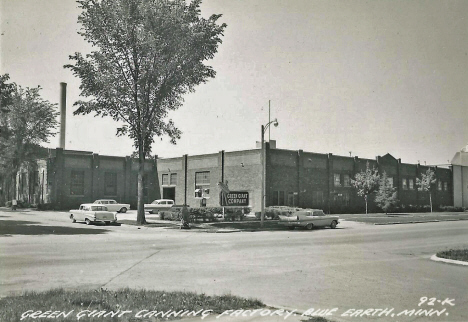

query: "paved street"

left=1, top=209, right=468, bottom=321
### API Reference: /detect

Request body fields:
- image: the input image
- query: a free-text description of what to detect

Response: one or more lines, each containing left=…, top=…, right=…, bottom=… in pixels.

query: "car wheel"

left=105, top=221, right=110, bottom=225
left=148, top=210, right=154, bottom=214
left=288, top=226, right=295, bottom=230
left=330, top=220, right=337, bottom=229
left=306, top=223, right=314, bottom=230
left=85, top=218, right=91, bottom=225
left=120, top=207, right=127, bottom=213
left=70, top=214, right=76, bottom=223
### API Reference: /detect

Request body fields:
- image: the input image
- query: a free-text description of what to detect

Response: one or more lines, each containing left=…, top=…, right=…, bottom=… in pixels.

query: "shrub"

left=37, top=203, right=54, bottom=211
left=439, top=206, right=466, bottom=212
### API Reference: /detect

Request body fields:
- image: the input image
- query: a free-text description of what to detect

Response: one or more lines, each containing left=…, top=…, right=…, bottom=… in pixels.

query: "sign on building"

left=222, top=191, right=249, bottom=207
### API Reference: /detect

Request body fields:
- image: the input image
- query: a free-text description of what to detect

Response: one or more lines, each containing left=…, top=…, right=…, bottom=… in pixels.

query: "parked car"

left=144, top=199, right=174, bottom=214
left=93, top=199, right=130, bottom=213
left=278, top=209, right=339, bottom=230
left=70, top=204, right=117, bottom=225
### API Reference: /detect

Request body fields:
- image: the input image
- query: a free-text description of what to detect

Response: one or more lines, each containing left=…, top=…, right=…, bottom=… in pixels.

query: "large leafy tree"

left=0, top=78, right=59, bottom=200
left=375, top=172, right=399, bottom=214
left=351, top=162, right=380, bottom=214
left=65, top=0, right=226, bottom=224
left=0, top=74, right=16, bottom=138
left=416, top=168, right=436, bottom=212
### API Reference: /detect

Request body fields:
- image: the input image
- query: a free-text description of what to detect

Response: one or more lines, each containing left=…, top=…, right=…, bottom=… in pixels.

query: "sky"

left=1, top=0, right=467, bottom=166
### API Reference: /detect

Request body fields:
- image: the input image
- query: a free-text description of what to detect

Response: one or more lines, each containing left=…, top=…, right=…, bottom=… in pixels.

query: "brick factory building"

left=1, top=143, right=454, bottom=213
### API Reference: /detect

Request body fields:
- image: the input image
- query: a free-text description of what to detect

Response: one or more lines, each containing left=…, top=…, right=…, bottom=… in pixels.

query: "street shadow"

left=74, top=221, right=121, bottom=227
left=0, top=220, right=109, bottom=237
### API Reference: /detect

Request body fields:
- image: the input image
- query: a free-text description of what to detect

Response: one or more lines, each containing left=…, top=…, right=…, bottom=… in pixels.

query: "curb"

left=374, top=220, right=439, bottom=225
left=430, top=254, right=468, bottom=266
left=374, top=218, right=468, bottom=225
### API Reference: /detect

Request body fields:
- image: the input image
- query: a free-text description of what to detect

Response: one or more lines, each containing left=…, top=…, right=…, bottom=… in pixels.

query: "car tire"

left=85, top=218, right=91, bottom=225
left=70, top=214, right=76, bottom=223
left=288, top=226, right=295, bottom=230
left=105, top=221, right=110, bottom=225
left=306, top=223, right=314, bottom=230
left=330, top=220, right=337, bottom=229
left=148, top=210, right=154, bottom=214
left=120, top=207, right=127, bottom=213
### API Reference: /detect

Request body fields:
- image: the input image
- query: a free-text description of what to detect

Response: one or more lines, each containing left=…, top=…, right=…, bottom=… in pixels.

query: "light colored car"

left=278, top=209, right=339, bottom=230
left=69, top=204, right=117, bottom=225
left=144, top=199, right=174, bottom=214
left=93, top=199, right=130, bottom=213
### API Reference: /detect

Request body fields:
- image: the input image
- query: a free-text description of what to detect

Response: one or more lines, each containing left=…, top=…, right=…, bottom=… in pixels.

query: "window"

left=343, top=174, right=351, bottom=187
left=104, top=172, right=117, bottom=196
left=387, top=177, right=394, bottom=188
left=70, top=171, right=84, bottom=196
left=278, top=191, right=285, bottom=206
left=195, top=171, right=210, bottom=198
left=409, top=179, right=414, bottom=190
left=162, top=174, right=169, bottom=186
left=333, top=192, right=350, bottom=206
left=195, top=171, right=210, bottom=185
left=444, top=182, right=448, bottom=191
left=402, top=178, right=408, bottom=190
left=32, top=171, right=39, bottom=194
left=287, top=192, right=298, bottom=207
left=437, top=181, right=442, bottom=191
left=334, top=173, right=341, bottom=187
left=271, top=191, right=285, bottom=206
left=170, top=173, right=177, bottom=185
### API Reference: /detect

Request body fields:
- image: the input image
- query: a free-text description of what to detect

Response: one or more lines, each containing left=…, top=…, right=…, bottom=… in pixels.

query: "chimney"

left=59, top=82, right=67, bottom=149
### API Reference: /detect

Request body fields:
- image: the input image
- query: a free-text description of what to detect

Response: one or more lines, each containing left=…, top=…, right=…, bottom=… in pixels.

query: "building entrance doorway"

left=163, top=187, right=175, bottom=202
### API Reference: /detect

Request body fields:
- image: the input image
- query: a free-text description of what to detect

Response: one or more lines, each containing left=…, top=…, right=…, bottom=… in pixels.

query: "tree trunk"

left=429, top=193, right=432, bottom=213
left=365, top=195, right=368, bottom=214
left=136, top=144, right=146, bottom=225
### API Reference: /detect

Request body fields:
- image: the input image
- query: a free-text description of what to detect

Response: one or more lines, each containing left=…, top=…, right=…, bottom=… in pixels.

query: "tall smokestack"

left=59, top=82, right=67, bottom=149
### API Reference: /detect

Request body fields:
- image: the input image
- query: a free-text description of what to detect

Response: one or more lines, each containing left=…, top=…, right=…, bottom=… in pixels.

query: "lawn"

left=0, top=288, right=263, bottom=321
left=436, top=249, right=468, bottom=262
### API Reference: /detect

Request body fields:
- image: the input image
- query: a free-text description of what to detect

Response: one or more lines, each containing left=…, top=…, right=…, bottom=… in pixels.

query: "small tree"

left=66, top=0, right=227, bottom=225
left=351, top=162, right=380, bottom=214
left=416, top=168, right=436, bottom=212
left=375, top=172, right=399, bottom=214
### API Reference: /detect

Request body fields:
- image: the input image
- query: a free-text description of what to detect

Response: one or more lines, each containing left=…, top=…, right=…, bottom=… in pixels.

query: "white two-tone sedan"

left=93, top=199, right=130, bottom=213
left=144, top=199, right=174, bottom=214
left=278, top=209, right=339, bottom=230
left=70, top=204, right=117, bottom=225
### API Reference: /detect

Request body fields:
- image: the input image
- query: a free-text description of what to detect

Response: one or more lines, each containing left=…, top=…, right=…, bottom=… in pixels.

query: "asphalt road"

left=1, top=209, right=468, bottom=322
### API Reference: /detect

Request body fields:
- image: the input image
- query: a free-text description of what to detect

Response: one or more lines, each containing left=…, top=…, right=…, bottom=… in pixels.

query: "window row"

left=69, top=171, right=131, bottom=196
left=161, top=173, right=178, bottom=186
left=334, top=173, right=351, bottom=187
left=271, top=191, right=298, bottom=207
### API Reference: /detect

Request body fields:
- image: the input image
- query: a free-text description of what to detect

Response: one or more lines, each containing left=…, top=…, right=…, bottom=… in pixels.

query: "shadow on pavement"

left=0, top=220, right=109, bottom=236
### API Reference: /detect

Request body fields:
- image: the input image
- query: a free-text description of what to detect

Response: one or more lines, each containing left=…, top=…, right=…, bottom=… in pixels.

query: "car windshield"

left=151, top=200, right=160, bottom=204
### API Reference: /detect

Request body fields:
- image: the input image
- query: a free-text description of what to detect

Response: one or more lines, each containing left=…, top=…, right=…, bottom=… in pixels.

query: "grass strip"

left=0, top=288, right=263, bottom=321
left=436, top=249, right=468, bottom=262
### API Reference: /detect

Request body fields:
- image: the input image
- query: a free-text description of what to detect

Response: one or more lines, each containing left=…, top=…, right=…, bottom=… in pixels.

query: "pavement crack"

left=101, top=249, right=161, bottom=288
